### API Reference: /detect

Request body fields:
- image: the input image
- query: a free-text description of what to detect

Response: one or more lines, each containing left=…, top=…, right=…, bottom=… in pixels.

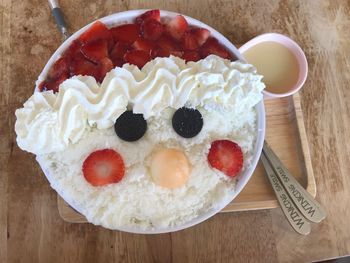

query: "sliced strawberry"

left=110, top=24, right=140, bottom=44
left=38, top=81, right=52, bottom=92
left=70, top=55, right=112, bottom=82
left=182, top=50, right=200, bottom=62
left=64, top=39, right=82, bottom=60
left=135, top=9, right=160, bottom=24
left=38, top=80, right=57, bottom=93
left=54, top=73, right=68, bottom=87
left=181, top=32, right=199, bottom=50
left=151, top=47, right=170, bottom=58
left=132, top=38, right=156, bottom=52
left=48, top=57, right=69, bottom=81
left=157, top=35, right=180, bottom=52
left=79, top=21, right=112, bottom=44
left=38, top=81, right=47, bottom=92
left=207, top=140, right=243, bottom=177
left=192, top=28, right=210, bottom=46
left=82, top=149, right=125, bottom=186
left=39, top=72, right=68, bottom=93
left=81, top=39, right=108, bottom=63
left=124, top=50, right=150, bottom=68
left=96, top=57, right=114, bottom=82
left=140, top=19, right=163, bottom=41
left=110, top=41, right=130, bottom=60
left=50, top=73, right=69, bottom=92
left=106, top=35, right=115, bottom=53
left=169, top=50, right=183, bottom=57
left=70, top=54, right=99, bottom=78
left=200, top=37, right=231, bottom=59
left=112, top=58, right=125, bottom=67
left=166, top=15, right=188, bottom=40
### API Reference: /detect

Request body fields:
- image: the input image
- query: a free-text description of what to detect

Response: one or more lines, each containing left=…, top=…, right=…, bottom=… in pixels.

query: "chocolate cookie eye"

left=114, top=111, right=147, bottom=142
left=172, top=107, right=203, bottom=138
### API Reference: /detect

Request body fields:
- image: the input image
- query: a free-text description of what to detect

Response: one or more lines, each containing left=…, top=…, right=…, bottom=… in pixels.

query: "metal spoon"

left=261, top=152, right=311, bottom=235
left=263, top=141, right=326, bottom=223
left=48, top=0, right=69, bottom=40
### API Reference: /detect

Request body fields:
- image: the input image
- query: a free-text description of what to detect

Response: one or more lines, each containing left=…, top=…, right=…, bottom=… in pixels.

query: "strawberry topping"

left=182, top=50, right=200, bottom=62
left=64, top=39, right=82, bottom=60
left=207, top=140, right=243, bottom=177
left=111, top=58, right=125, bottom=67
left=39, top=73, right=68, bottom=93
left=110, top=41, right=130, bottom=60
left=192, top=28, right=210, bottom=46
left=181, top=32, right=199, bottom=50
left=124, top=50, right=151, bottom=68
left=79, top=21, right=112, bottom=44
left=82, top=149, right=125, bottom=186
left=141, top=19, right=163, bottom=41
left=200, top=37, right=231, bottom=59
left=96, top=58, right=114, bottom=82
left=157, top=35, right=180, bottom=52
left=81, top=39, right=109, bottom=63
left=166, top=15, right=188, bottom=40
left=69, top=53, right=99, bottom=79
left=151, top=47, right=170, bottom=58
left=110, top=24, right=140, bottom=44
left=132, top=38, right=156, bottom=53
left=39, top=10, right=236, bottom=93
left=47, top=57, right=69, bottom=81
left=135, top=9, right=160, bottom=24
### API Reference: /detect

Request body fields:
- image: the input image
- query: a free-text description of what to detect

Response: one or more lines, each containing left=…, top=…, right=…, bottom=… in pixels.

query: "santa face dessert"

left=14, top=10, right=265, bottom=231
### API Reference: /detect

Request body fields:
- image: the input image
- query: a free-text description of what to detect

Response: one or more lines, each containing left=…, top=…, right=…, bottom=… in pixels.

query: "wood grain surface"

left=58, top=93, right=318, bottom=222
left=1, top=0, right=350, bottom=262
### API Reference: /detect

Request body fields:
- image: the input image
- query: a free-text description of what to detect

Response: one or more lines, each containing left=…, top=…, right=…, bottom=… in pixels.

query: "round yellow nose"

left=150, top=148, right=191, bottom=189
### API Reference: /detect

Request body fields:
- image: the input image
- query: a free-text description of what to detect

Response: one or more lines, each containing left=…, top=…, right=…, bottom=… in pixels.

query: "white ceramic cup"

left=239, top=33, right=308, bottom=99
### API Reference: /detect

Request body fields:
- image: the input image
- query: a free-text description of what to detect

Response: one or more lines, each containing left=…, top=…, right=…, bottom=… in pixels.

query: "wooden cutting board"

left=57, top=93, right=316, bottom=223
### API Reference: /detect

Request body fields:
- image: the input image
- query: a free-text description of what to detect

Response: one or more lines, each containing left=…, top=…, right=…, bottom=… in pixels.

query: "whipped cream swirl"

left=103, top=55, right=265, bottom=118
left=15, top=76, right=128, bottom=154
left=15, top=55, right=264, bottom=155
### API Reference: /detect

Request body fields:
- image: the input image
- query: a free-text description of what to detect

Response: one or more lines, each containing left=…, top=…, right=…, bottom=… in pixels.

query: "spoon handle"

left=263, top=141, right=326, bottom=223
left=48, top=0, right=69, bottom=40
left=261, top=152, right=311, bottom=235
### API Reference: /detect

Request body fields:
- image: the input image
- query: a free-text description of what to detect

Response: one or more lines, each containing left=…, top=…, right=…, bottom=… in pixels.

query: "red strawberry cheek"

left=207, top=140, right=243, bottom=177
left=82, top=149, right=125, bottom=186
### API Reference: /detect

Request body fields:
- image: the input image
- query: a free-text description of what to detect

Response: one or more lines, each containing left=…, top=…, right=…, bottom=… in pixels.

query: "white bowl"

left=36, top=9, right=266, bottom=234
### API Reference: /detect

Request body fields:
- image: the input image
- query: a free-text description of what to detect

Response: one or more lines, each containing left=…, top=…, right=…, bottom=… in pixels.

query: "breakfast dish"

left=15, top=10, right=265, bottom=231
